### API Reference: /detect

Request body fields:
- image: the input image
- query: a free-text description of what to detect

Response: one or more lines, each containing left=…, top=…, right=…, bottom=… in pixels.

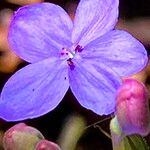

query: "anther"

left=67, top=58, right=75, bottom=70
left=61, top=48, right=68, bottom=56
left=75, top=45, right=83, bottom=53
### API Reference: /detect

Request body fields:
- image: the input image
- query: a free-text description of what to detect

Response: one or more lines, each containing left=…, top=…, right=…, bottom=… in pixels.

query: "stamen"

left=61, top=48, right=68, bottom=56
left=60, top=45, right=83, bottom=70
left=75, top=45, right=83, bottom=53
left=67, top=58, right=75, bottom=70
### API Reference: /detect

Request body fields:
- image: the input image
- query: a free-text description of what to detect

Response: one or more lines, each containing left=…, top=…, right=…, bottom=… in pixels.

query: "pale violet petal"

left=0, top=58, right=69, bottom=121
left=8, top=3, right=73, bottom=63
left=72, top=0, right=119, bottom=46
left=69, top=59, right=122, bottom=115
left=82, top=30, right=148, bottom=77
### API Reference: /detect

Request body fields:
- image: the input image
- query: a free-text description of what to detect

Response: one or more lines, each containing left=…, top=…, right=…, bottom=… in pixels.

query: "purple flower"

left=0, top=0, right=148, bottom=121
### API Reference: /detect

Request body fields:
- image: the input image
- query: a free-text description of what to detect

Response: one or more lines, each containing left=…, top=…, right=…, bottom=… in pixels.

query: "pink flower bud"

left=35, top=140, right=61, bottom=150
left=116, top=79, right=150, bottom=136
left=3, top=123, right=44, bottom=150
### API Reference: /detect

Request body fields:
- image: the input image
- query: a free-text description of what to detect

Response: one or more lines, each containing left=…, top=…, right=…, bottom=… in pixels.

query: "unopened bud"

left=3, top=123, right=44, bottom=150
left=116, top=79, right=150, bottom=136
left=35, top=140, right=61, bottom=150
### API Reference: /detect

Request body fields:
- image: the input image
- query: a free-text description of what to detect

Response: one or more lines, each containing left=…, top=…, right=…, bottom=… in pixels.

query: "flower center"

left=60, top=45, right=83, bottom=70
left=60, top=47, right=75, bottom=59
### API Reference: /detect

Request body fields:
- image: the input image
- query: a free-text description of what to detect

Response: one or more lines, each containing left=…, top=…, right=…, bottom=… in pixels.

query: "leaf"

left=110, top=117, right=150, bottom=150
left=124, top=135, right=150, bottom=150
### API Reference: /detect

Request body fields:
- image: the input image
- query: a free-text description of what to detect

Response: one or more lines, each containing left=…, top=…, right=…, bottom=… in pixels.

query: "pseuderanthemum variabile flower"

left=0, top=0, right=148, bottom=121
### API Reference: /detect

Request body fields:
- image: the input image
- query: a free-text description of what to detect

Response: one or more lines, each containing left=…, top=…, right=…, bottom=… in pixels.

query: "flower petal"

left=69, top=59, right=122, bottom=115
left=8, top=3, right=73, bottom=63
left=0, top=58, right=69, bottom=121
left=72, top=0, right=119, bottom=46
left=82, top=30, right=148, bottom=77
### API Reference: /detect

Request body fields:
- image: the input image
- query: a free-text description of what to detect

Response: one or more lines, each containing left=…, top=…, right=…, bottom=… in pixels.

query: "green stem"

left=94, top=125, right=111, bottom=139
left=110, top=116, right=125, bottom=150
